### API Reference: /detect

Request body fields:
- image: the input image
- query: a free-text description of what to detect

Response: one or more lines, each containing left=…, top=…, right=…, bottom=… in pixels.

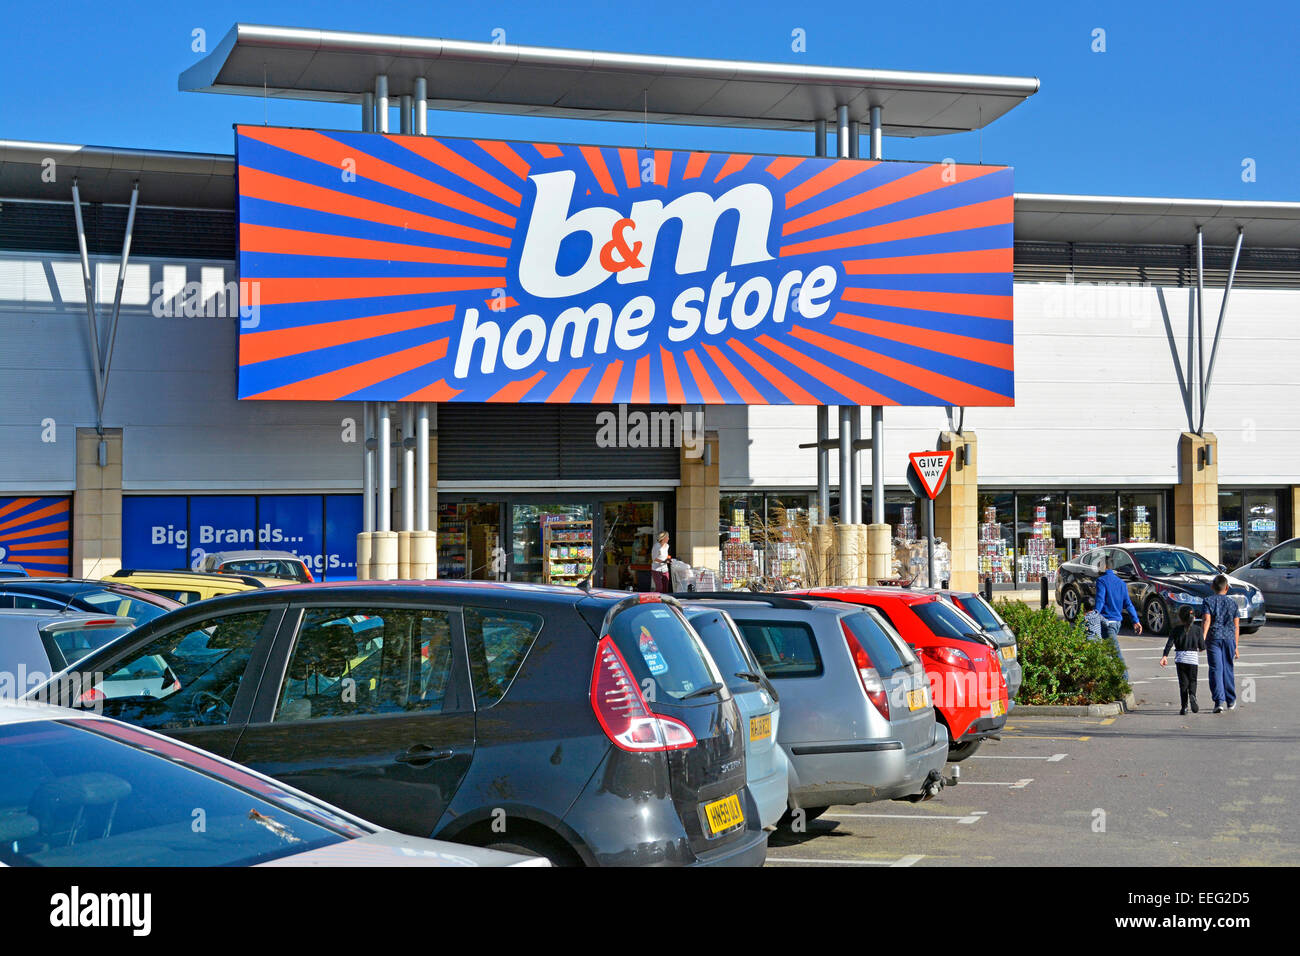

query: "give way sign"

left=908, top=451, right=955, bottom=499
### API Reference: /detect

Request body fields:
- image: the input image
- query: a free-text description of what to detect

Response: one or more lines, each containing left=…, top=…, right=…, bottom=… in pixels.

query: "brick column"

left=934, top=430, right=978, bottom=591
left=73, top=428, right=123, bottom=578
left=1174, top=432, right=1219, bottom=565
left=675, top=433, right=720, bottom=571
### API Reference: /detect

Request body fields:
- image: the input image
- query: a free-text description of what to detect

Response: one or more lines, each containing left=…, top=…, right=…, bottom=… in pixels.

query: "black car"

left=0, top=577, right=179, bottom=622
left=1056, top=544, right=1266, bottom=636
left=31, top=580, right=766, bottom=867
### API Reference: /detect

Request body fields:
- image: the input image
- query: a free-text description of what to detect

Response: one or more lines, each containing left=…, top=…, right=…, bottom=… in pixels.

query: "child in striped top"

left=1160, top=605, right=1205, bottom=715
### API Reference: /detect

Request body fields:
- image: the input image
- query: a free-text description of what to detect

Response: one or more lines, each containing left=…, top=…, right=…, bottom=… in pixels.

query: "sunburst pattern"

left=0, top=496, right=70, bottom=577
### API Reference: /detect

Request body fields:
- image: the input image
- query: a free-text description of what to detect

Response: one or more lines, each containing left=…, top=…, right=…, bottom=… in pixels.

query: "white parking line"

left=766, top=854, right=926, bottom=867
left=828, top=810, right=987, bottom=824
left=958, top=778, right=1033, bottom=789
left=973, top=753, right=1067, bottom=761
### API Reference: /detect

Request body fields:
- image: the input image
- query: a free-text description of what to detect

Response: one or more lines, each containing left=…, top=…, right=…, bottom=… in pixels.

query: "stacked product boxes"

left=978, top=505, right=1014, bottom=585
left=721, top=520, right=758, bottom=589
left=1128, top=505, right=1152, bottom=543
left=1080, top=505, right=1105, bottom=552
left=1019, top=505, right=1059, bottom=585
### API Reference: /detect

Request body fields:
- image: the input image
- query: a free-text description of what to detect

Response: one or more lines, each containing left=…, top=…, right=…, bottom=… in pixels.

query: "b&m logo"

left=234, top=127, right=1016, bottom=407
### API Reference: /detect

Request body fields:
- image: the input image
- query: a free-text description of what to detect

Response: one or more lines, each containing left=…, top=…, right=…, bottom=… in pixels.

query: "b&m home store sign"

left=234, top=126, right=1014, bottom=407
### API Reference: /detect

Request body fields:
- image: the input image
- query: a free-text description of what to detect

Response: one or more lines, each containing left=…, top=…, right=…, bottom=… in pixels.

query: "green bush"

left=995, top=600, right=1131, bottom=705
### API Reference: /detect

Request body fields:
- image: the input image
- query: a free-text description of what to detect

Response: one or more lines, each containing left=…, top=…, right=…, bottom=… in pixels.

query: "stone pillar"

left=73, top=428, right=123, bottom=578
left=1174, top=432, right=1219, bottom=565
left=370, top=530, right=399, bottom=580
left=934, top=431, right=978, bottom=592
left=356, top=532, right=373, bottom=581
left=834, top=523, right=860, bottom=586
left=866, top=523, right=891, bottom=584
left=1292, top=486, right=1300, bottom=541
left=409, top=529, right=436, bottom=579
left=676, top=432, right=720, bottom=571
left=397, top=531, right=412, bottom=578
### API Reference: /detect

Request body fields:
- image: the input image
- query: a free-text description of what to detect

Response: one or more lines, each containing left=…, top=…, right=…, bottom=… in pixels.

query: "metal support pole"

left=362, top=92, right=374, bottom=132
left=378, top=403, right=392, bottom=533
left=816, top=406, right=829, bottom=523
left=1195, top=227, right=1205, bottom=433
left=417, top=403, right=430, bottom=532
left=363, top=403, right=375, bottom=533
left=414, top=77, right=428, bottom=135
left=869, top=106, right=885, bottom=525
left=400, top=95, right=412, bottom=134
left=927, top=498, right=936, bottom=588
left=376, top=75, right=389, bottom=133
left=100, top=180, right=138, bottom=418
left=1200, top=227, right=1245, bottom=433
left=836, top=105, right=849, bottom=158
left=850, top=409, right=862, bottom=523
left=814, top=118, right=826, bottom=158
left=71, top=179, right=105, bottom=428
left=402, top=404, right=415, bottom=532
left=838, top=405, right=852, bottom=522
left=869, top=105, right=883, bottom=160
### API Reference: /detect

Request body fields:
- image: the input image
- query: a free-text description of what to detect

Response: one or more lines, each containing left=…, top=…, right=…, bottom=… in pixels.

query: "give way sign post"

left=907, top=451, right=955, bottom=588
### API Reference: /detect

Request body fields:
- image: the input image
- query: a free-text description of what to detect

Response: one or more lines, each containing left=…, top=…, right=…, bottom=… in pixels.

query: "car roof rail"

left=671, top=591, right=814, bottom=611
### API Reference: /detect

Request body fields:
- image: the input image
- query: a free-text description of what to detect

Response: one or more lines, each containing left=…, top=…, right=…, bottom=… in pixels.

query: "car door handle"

left=396, top=744, right=455, bottom=766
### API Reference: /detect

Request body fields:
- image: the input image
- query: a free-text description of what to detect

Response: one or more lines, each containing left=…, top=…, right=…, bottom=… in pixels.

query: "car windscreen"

left=76, top=589, right=171, bottom=624
left=0, top=719, right=349, bottom=866
left=955, top=596, right=1004, bottom=632
left=684, top=610, right=761, bottom=693
left=1133, top=549, right=1218, bottom=576
left=911, top=600, right=985, bottom=643
left=840, top=610, right=909, bottom=674
left=606, top=602, right=722, bottom=700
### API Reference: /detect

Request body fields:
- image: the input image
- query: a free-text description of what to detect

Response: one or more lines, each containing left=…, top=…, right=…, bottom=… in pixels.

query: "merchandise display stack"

left=542, top=518, right=593, bottom=585
left=894, top=538, right=952, bottom=588
left=720, top=516, right=759, bottom=590
left=1127, top=505, right=1153, bottom=543
left=435, top=506, right=468, bottom=579
left=1019, top=506, right=1059, bottom=585
left=896, top=506, right=919, bottom=544
left=766, top=525, right=804, bottom=584
left=977, top=505, right=1014, bottom=585
left=1079, top=505, right=1105, bottom=552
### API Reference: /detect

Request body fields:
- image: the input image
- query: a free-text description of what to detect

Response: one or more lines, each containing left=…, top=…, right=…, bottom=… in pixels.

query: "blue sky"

left=1, top=0, right=1295, bottom=200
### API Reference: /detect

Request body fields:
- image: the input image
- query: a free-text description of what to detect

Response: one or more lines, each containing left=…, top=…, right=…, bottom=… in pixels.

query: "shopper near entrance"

left=1202, top=574, right=1241, bottom=713
left=1160, top=605, right=1205, bottom=715
left=1095, top=557, right=1141, bottom=675
left=651, top=532, right=671, bottom=593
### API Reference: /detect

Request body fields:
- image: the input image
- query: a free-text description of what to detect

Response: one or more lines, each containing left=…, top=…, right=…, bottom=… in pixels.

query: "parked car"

left=0, top=701, right=543, bottom=866
left=201, top=550, right=314, bottom=583
left=787, top=587, right=1009, bottom=761
left=105, top=567, right=275, bottom=603
left=0, top=577, right=179, bottom=622
left=0, top=562, right=29, bottom=578
left=680, top=603, right=789, bottom=828
left=0, top=610, right=137, bottom=686
left=681, top=593, right=950, bottom=821
left=1056, top=544, right=1266, bottom=635
left=933, top=590, right=1022, bottom=706
left=1233, top=537, right=1300, bottom=615
left=30, top=582, right=766, bottom=867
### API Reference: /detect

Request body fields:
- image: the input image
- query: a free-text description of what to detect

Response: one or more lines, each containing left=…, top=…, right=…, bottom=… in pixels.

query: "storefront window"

left=1119, top=492, right=1163, bottom=545
left=600, top=501, right=661, bottom=590
left=1220, top=489, right=1281, bottom=568
left=437, top=502, right=502, bottom=580
left=1066, top=492, right=1119, bottom=557
left=511, top=503, right=592, bottom=584
left=977, top=492, right=1015, bottom=586
left=1016, top=492, right=1063, bottom=585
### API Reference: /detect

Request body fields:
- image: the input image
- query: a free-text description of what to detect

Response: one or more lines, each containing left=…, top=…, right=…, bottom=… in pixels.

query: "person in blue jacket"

left=1095, top=556, right=1142, bottom=675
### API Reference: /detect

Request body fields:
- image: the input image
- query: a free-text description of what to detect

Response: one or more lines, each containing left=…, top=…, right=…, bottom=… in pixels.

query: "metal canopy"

left=0, top=140, right=234, bottom=209
left=179, top=23, right=1040, bottom=137
left=1016, top=193, right=1300, bottom=247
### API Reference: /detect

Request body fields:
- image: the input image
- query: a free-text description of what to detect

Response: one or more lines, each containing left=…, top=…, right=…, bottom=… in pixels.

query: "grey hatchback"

left=680, top=594, right=951, bottom=821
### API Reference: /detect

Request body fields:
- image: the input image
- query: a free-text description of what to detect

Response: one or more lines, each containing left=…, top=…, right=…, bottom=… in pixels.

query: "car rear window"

left=733, top=619, right=822, bottom=678
left=606, top=602, right=721, bottom=700
left=77, top=590, right=170, bottom=624
left=41, top=623, right=135, bottom=670
left=684, top=609, right=762, bottom=693
left=956, top=596, right=1004, bottom=632
left=840, top=611, right=908, bottom=674
left=912, top=600, right=983, bottom=642
left=223, top=560, right=306, bottom=582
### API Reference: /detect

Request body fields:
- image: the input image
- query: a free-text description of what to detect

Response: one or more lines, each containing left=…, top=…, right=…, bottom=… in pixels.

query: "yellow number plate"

left=990, top=699, right=1007, bottom=718
left=749, top=714, right=771, bottom=741
left=1002, top=645, right=1017, bottom=661
left=907, top=688, right=928, bottom=711
left=704, top=794, right=745, bottom=835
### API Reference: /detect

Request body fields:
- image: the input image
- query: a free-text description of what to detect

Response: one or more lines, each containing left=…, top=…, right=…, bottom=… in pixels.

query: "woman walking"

left=651, top=532, right=672, bottom=593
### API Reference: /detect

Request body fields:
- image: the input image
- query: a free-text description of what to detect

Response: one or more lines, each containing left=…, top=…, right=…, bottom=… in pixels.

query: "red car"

left=786, top=587, right=1008, bottom=760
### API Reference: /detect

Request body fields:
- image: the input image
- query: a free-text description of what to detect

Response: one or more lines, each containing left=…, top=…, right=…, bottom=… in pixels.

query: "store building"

left=1, top=25, right=1297, bottom=590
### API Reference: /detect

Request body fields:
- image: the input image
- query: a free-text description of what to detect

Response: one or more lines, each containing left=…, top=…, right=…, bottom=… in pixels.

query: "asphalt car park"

left=765, top=614, right=1300, bottom=867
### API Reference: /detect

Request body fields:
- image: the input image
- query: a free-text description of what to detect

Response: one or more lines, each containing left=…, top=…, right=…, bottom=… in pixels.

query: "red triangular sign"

left=909, top=451, right=955, bottom=499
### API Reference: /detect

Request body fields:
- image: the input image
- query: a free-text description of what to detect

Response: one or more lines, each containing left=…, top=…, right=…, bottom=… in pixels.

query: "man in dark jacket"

left=1095, top=556, right=1141, bottom=676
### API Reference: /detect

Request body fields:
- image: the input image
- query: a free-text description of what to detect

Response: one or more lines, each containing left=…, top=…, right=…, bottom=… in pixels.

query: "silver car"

left=0, top=701, right=545, bottom=866
left=0, top=610, right=137, bottom=690
left=683, top=595, right=950, bottom=821
left=933, top=591, right=1023, bottom=706
left=1234, top=537, right=1300, bottom=615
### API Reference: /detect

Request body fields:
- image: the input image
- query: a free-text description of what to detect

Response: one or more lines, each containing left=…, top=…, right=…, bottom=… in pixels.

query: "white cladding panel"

left=0, top=253, right=362, bottom=491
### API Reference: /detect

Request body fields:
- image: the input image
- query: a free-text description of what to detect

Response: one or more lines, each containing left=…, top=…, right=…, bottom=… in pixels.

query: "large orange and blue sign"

left=235, top=126, right=1014, bottom=405
left=0, top=496, right=70, bottom=577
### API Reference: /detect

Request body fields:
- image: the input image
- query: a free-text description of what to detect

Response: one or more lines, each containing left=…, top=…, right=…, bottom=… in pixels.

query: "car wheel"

left=779, top=805, right=829, bottom=828
left=484, top=832, right=581, bottom=866
left=948, top=738, right=982, bottom=761
left=1240, top=626, right=1260, bottom=635
left=1144, top=598, right=1169, bottom=637
left=1061, top=585, right=1082, bottom=622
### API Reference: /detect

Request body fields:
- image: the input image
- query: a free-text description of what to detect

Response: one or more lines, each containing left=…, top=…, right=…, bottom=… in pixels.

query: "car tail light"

left=75, top=687, right=104, bottom=707
left=589, top=635, right=695, bottom=752
left=922, top=644, right=975, bottom=671
left=303, top=564, right=315, bottom=583
left=841, top=620, right=889, bottom=720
